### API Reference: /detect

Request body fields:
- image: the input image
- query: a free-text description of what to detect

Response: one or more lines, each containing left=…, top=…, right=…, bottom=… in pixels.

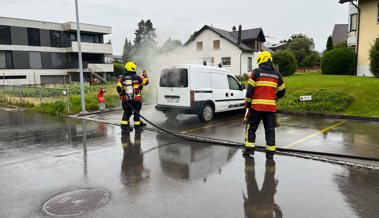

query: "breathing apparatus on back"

left=123, top=62, right=138, bottom=100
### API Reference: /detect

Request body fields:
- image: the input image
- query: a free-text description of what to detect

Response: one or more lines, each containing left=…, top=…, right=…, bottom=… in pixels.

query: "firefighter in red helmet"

left=243, top=51, right=286, bottom=159
left=117, top=62, right=149, bottom=133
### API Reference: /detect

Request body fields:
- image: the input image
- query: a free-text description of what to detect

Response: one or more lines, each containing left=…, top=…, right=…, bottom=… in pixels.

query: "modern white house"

left=182, top=25, right=267, bottom=76
left=0, top=16, right=113, bottom=85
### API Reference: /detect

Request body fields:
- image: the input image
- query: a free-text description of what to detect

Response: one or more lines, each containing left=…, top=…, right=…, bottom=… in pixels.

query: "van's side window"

left=227, top=75, right=241, bottom=90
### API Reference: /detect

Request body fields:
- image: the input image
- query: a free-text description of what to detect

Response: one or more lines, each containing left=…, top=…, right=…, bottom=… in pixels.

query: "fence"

left=0, top=85, right=71, bottom=112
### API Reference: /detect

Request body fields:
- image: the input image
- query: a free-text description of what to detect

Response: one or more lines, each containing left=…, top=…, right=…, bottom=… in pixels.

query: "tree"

left=134, top=20, right=145, bottom=47
left=160, top=37, right=182, bottom=53
left=272, top=50, right=298, bottom=76
left=326, top=35, right=333, bottom=51
left=286, top=34, right=315, bottom=67
left=369, top=38, right=379, bottom=78
left=122, top=36, right=132, bottom=63
left=143, top=19, right=157, bottom=48
left=321, top=47, right=356, bottom=75
left=129, top=19, right=158, bottom=69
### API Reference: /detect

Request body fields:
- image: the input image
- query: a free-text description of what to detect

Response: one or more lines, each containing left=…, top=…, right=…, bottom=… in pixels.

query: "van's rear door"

left=158, top=68, right=190, bottom=107
left=210, top=71, right=229, bottom=112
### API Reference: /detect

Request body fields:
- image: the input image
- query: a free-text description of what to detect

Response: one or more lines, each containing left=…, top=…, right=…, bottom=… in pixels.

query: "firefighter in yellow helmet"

left=117, top=62, right=149, bottom=133
left=243, top=51, right=286, bottom=159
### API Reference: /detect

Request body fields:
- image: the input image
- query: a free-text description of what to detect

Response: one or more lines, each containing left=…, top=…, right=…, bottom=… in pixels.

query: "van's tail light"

left=190, top=90, right=195, bottom=103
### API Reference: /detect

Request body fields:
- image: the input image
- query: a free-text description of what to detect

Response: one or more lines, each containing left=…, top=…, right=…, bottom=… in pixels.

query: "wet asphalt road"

left=0, top=107, right=379, bottom=218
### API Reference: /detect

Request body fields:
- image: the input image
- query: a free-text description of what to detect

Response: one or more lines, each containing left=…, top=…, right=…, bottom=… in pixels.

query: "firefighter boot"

left=266, top=151, right=275, bottom=159
left=121, top=125, right=133, bottom=134
left=243, top=147, right=255, bottom=156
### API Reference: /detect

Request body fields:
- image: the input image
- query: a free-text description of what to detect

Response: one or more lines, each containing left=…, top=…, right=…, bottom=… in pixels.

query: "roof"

left=332, top=24, right=348, bottom=45
left=184, top=25, right=266, bottom=52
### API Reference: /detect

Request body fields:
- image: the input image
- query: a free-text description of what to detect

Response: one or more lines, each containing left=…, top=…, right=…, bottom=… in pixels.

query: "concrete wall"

left=357, top=0, right=378, bottom=77
left=0, top=17, right=111, bottom=34
left=0, top=69, right=68, bottom=85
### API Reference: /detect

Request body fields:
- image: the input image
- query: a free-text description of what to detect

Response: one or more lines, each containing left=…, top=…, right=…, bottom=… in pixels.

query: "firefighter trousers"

left=121, top=100, right=142, bottom=129
left=245, top=109, right=276, bottom=152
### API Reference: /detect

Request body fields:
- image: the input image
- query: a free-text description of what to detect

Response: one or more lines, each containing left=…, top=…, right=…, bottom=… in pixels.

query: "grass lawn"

left=282, top=72, right=379, bottom=117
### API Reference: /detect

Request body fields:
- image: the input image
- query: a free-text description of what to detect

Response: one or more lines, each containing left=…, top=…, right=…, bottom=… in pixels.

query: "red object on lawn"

left=98, top=88, right=106, bottom=103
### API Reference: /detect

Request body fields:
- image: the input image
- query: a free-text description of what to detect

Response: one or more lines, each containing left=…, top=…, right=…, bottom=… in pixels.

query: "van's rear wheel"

left=198, top=103, right=214, bottom=122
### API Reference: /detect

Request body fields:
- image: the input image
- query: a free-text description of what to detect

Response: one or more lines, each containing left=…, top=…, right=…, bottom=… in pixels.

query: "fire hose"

left=124, top=101, right=379, bottom=168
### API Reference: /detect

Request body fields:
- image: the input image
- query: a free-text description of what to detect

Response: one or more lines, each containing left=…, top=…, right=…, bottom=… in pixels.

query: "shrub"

left=321, top=47, right=355, bottom=75
left=277, top=89, right=353, bottom=113
left=114, top=63, right=125, bottom=77
left=272, top=50, right=298, bottom=76
left=369, top=38, right=379, bottom=78
left=302, top=51, right=320, bottom=67
left=236, top=73, right=249, bottom=82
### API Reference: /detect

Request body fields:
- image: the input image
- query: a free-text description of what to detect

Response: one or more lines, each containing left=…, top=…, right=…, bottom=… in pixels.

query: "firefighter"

left=121, top=129, right=150, bottom=185
left=243, top=51, right=286, bottom=159
left=243, top=156, right=282, bottom=218
left=117, top=62, right=149, bottom=133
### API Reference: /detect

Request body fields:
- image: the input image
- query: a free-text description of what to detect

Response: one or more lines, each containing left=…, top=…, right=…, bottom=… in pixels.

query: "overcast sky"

left=0, top=0, right=349, bottom=54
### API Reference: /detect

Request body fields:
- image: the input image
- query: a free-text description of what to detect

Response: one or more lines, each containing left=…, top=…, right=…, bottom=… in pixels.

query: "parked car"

left=155, top=64, right=246, bottom=122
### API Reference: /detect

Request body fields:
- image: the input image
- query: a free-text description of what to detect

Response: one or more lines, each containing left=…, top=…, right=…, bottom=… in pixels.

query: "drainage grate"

left=43, top=189, right=110, bottom=216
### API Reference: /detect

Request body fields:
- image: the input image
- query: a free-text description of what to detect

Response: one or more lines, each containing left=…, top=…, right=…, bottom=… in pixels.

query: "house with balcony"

left=0, top=16, right=113, bottom=85
left=182, top=25, right=266, bottom=76
left=339, top=0, right=379, bottom=77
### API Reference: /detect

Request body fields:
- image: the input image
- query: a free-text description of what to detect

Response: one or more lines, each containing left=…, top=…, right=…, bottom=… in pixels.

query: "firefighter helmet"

left=125, top=62, right=137, bottom=72
left=256, top=51, right=273, bottom=66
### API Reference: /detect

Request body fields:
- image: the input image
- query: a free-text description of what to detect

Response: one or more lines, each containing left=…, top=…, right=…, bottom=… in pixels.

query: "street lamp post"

left=75, top=0, right=86, bottom=114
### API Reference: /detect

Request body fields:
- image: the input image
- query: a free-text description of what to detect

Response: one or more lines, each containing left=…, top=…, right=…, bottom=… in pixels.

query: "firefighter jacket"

left=245, top=62, right=285, bottom=112
left=117, top=71, right=149, bottom=102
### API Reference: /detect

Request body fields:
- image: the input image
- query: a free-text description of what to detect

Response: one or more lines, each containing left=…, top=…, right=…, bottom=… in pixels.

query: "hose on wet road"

left=125, top=101, right=379, bottom=165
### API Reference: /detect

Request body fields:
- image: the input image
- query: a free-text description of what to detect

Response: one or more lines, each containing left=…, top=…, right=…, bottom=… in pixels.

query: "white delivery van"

left=155, top=64, right=246, bottom=122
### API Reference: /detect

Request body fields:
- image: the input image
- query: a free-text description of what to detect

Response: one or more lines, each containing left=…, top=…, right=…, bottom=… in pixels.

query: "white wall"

left=183, top=29, right=245, bottom=76
left=241, top=52, right=260, bottom=76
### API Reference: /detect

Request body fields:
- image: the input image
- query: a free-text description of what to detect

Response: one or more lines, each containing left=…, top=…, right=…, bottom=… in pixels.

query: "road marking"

left=282, top=121, right=347, bottom=149
left=181, top=119, right=241, bottom=134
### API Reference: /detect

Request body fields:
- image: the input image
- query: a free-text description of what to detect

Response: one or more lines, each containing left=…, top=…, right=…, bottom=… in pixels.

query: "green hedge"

left=369, top=38, right=379, bottom=78
left=278, top=89, right=353, bottom=113
left=321, top=47, right=355, bottom=75
left=272, top=50, right=298, bottom=76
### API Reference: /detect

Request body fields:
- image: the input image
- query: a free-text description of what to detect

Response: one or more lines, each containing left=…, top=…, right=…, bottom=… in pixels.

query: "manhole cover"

left=43, top=189, right=110, bottom=216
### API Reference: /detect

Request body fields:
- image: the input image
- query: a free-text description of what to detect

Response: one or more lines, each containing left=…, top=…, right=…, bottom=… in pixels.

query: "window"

left=213, top=40, right=220, bottom=49
left=27, top=28, right=40, bottom=46
left=196, top=41, right=203, bottom=50
left=1, top=75, right=26, bottom=80
left=160, top=68, right=188, bottom=87
left=254, top=41, right=261, bottom=51
left=70, top=34, right=76, bottom=41
left=29, top=52, right=42, bottom=69
left=50, top=31, right=62, bottom=47
left=248, top=57, right=253, bottom=71
left=0, top=25, right=11, bottom=44
left=0, top=51, right=12, bottom=69
left=228, top=75, right=241, bottom=90
left=221, top=57, right=231, bottom=66
left=350, top=14, right=357, bottom=31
